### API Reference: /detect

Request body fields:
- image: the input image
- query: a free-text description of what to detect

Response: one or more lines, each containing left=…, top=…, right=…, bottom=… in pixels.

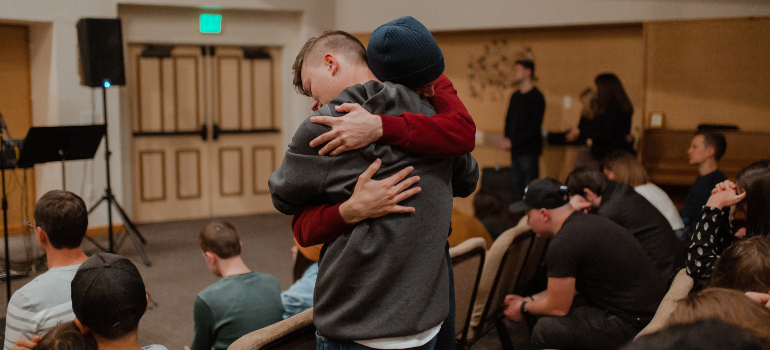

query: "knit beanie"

left=367, top=16, right=444, bottom=89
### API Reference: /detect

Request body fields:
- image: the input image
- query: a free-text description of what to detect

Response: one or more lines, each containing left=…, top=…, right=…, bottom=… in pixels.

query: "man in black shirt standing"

left=680, top=131, right=727, bottom=231
left=499, top=59, right=546, bottom=202
left=505, top=178, right=666, bottom=350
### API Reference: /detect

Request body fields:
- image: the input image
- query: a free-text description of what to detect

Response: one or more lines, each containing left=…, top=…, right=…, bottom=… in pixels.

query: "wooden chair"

left=634, top=268, right=694, bottom=339
left=449, top=237, right=487, bottom=348
left=465, top=217, right=535, bottom=349
left=228, top=308, right=315, bottom=350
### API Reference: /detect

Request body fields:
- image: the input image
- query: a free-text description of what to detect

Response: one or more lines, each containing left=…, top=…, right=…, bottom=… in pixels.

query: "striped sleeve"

left=4, top=297, right=75, bottom=350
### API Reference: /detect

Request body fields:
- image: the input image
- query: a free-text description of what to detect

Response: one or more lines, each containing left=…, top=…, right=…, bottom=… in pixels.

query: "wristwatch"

left=520, top=301, right=529, bottom=315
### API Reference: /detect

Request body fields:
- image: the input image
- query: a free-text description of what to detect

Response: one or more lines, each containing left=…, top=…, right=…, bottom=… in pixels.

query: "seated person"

left=566, top=168, right=685, bottom=282
left=680, top=131, right=727, bottom=230
left=667, top=288, right=770, bottom=342
left=686, top=159, right=770, bottom=288
left=602, top=150, right=686, bottom=239
left=281, top=241, right=320, bottom=319
left=5, top=190, right=89, bottom=350
left=35, top=322, right=97, bottom=350
left=625, top=319, right=769, bottom=350
left=709, top=236, right=770, bottom=293
left=505, top=178, right=666, bottom=350
left=71, top=253, right=167, bottom=350
left=190, top=222, right=284, bottom=350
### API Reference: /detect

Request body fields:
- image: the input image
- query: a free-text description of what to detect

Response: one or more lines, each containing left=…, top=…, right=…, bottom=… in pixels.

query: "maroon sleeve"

left=379, top=74, right=476, bottom=158
left=292, top=203, right=355, bottom=247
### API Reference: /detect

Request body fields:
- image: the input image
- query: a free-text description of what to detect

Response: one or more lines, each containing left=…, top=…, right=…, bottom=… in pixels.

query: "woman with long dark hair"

left=586, top=73, right=635, bottom=160
left=686, top=159, right=770, bottom=289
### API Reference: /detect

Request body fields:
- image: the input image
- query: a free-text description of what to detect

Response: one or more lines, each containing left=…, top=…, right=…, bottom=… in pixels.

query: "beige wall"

left=644, top=17, right=770, bottom=131
left=335, top=0, right=770, bottom=33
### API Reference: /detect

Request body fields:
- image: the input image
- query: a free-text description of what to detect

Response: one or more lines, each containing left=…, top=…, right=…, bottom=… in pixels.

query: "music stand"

left=17, top=125, right=106, bottom=188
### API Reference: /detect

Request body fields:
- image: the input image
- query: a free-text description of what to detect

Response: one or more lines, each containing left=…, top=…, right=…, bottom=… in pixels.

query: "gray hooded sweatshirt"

left=268, top=80, right=478, bottom=341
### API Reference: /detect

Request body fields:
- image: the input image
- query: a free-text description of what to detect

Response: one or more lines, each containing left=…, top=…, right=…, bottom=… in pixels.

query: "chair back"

left=512, top=236, right=549, bottom=296
left=634, top=268, right=694, bottom=339
left=466, top=216, right=533, bottom=341
left=228, top=308, right=316, bottom=350
left=449, top=237, right=487, bottom=343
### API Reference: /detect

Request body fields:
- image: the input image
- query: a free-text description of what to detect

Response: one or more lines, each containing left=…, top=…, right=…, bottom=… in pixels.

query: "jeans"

left=531, top=305, right=645, bottom=350
left=510, top=154, right=540, bottom=202
left=434, top=243, right=456, bottom=350
left=316, top=332, right=437, bottom=350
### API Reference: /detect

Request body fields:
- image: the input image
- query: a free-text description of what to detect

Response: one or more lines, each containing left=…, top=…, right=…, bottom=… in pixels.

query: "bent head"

left=736, top=159, right=770, bottom=237
left=199, top=221, right=242, bottom=276
left=565, top=168, right=608, bottom=209
left=293, top=30, right=368, bottom=106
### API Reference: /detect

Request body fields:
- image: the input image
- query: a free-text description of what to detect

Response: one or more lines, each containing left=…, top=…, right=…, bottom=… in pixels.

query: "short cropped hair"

left=33, top=190, right=88, bottom=249
left=199, top=221, right=241, bottom=259
left=515, top=59, right=535, bottom=79
left=695, top=131, right=727, bottom=161
left=292, top=30, right=367, bottom=96
left=565, top=168, right=608, bottom=197
left=602, top=151, right=649, bottom=188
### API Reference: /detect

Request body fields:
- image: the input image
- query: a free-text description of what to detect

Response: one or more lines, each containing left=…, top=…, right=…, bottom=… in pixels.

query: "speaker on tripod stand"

left=77, top=18, right=150, bottom=266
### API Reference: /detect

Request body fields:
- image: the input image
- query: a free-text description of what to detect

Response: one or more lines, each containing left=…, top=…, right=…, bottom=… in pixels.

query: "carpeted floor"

left=0, top=213, right=524, bottom=350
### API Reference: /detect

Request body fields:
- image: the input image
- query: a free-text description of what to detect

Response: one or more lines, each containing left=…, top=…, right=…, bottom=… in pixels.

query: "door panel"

left=130, top=44, right=281, bottom=222
left=209, top=46, right=281, bottom=217
left=130, top=45, right=210, bottom=222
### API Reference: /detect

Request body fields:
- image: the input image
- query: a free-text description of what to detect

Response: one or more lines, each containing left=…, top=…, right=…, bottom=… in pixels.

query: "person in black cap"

left=269, top=16, right=478, bottom=350
left=71, top=253, right=166, bottom=350
left=505, top=178, right=666, bottom=350
left=565, top=168, right=685, bottom=282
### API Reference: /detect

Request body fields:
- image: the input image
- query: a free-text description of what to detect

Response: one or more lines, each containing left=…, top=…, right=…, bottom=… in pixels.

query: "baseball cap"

left=509, top=178, right=570, bottom=213
left=71, top=253, right=147, bottom=338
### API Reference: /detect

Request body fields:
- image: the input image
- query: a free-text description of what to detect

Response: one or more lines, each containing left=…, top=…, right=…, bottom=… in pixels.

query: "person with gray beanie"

left=270, top=16, right=478, bottom=350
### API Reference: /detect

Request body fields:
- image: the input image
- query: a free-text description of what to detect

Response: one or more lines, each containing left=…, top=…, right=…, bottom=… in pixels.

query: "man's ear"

left=204, top=251, right=217, bottom=263
left=540, top=208, right=549, bottom=222
left=323, top=53, right=338, bottom=75
left=74, top=317, right=90, bottom=335
left=705, top=146, right=715, bottom=158
left=35, top=227, right=47, bottom=246
left=145, top=294, right=149, bottom=314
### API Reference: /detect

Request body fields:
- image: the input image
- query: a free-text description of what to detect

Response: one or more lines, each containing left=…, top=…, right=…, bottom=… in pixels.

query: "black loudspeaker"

left=76, top=18, right=126, bottom=87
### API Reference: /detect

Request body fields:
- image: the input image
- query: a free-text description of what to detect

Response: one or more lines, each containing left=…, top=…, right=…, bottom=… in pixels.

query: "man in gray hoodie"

left=269, top=18, right=478, bottom=350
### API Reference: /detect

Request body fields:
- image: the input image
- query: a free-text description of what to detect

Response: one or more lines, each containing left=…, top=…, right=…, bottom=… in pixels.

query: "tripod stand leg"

left=87, top=196, right=107, bottom=215
left=111, top=199, right=146, bottom=244
left=111, top=200, right=151, bottom=266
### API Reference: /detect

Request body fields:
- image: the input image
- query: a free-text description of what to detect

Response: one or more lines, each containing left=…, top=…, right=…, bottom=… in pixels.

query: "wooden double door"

left=128, top=44, right=282, bottom=223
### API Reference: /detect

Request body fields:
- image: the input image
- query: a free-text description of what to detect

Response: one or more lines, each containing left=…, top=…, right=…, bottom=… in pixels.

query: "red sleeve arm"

left=292, top=203, right=355, bottom=247
left=378, top=74, right=476, bottom=158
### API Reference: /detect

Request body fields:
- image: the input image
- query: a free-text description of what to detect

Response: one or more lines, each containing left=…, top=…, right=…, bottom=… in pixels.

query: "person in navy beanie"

left=367, top=16, right=445, bottom=91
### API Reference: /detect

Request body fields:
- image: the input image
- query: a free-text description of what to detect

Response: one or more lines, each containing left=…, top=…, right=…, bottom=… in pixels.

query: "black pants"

left=434, top=242, right=456, bottom=350
left=531, top=306, right=645, bottom=350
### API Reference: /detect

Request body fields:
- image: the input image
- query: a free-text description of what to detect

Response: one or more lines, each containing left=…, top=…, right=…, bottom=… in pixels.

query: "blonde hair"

left=602, top=151, right=649, bottom=187
left=668, top=287, right=770, bottom=341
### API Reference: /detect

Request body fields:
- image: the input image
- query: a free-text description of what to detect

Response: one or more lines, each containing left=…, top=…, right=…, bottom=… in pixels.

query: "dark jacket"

left=504, top=87, right=546, bottom=156
left=268, top=80, right=479, bottom=340
left=598, top=181, right=686, bottom=282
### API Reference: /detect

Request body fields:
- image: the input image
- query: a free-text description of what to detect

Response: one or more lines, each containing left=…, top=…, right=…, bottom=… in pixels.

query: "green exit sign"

left=200, top=14, right=222, bottom=33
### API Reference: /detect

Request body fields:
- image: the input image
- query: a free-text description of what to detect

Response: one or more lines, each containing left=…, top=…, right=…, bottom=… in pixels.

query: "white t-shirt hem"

left=353, top=322, right=442, bottom=349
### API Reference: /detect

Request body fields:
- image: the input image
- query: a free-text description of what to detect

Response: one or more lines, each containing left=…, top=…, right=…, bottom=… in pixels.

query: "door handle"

left=212, top=123, right=221, bottom=141
left=200, top=124, right=208, bottom=141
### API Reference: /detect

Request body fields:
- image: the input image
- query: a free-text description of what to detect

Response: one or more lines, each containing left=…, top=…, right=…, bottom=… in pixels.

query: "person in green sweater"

left=187, top=222, right=284, bottom=350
